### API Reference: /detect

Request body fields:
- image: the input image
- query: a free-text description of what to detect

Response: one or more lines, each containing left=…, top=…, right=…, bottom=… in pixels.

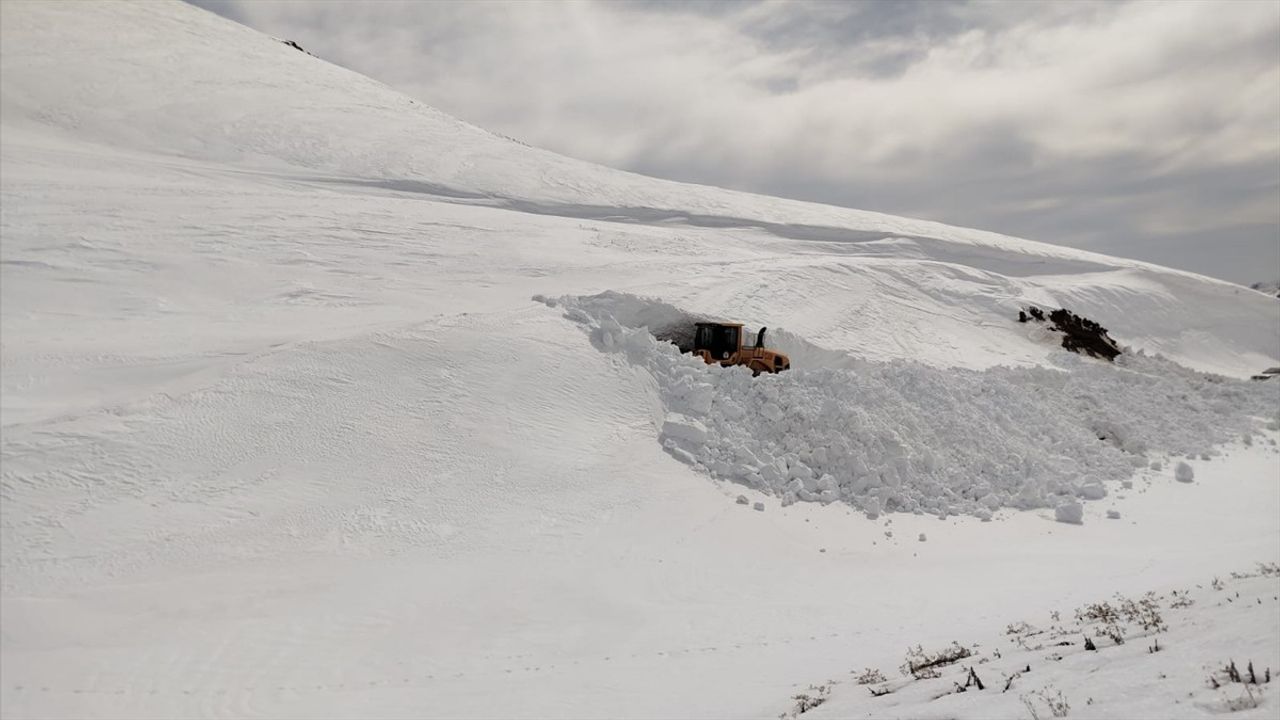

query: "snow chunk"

left=760, top=402, right=784, bottom=422
left=1054, top=502, right=1084, bottom=525
left=663, top=441, right=698, bottom=466
left=661, top=414, right=707, bottom=445
left=1079, top=482, right=1107, bottom=500
left=1174, top=461, right=1195, bottom=483
left=1106, top=510, right=1121, bottom=519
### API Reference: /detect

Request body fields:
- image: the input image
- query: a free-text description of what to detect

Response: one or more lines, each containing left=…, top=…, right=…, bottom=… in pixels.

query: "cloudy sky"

left=190, top=0, right=1278, bottom=284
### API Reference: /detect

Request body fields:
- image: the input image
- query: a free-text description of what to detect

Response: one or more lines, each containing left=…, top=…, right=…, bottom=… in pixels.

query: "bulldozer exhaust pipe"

left=756, top=327, right=767, bottom=348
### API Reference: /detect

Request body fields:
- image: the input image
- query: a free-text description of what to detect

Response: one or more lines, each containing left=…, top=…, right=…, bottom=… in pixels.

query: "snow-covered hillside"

left=2, top=2, right=1277, bottom=719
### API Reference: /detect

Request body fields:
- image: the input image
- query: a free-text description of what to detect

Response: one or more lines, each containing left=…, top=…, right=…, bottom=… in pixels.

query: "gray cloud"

left=186, top=0, right=1279, bottom=283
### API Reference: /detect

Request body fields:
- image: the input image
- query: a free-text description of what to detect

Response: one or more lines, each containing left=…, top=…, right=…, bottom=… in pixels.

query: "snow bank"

left=544, top=292, right=1280, bottom=520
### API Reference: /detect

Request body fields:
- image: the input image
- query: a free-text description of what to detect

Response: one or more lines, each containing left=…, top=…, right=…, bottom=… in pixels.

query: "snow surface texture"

left=2, top=3, right=1279, bottom=719
left=789, top=567, right=1280, bottom=720
left=546, top=292, right=1279, bottom=520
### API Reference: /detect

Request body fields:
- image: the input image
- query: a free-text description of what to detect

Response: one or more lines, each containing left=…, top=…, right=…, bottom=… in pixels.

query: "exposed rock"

left=1247, top=280, right=1280, bottom=298
left=277, top=38, right=315, bottom=57
left=1019, top=305, right=1121, bottom=361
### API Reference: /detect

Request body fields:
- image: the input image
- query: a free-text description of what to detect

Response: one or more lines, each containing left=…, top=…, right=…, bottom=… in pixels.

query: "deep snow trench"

left=539, top=292, right=1280, bottom=521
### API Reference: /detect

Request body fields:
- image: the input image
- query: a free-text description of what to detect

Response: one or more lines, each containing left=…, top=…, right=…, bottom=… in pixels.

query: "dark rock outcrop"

left=277, top=39, right=315, bottom=57
left=1247, top=281, right=1280, bottom=299
left=1019, top=306, right=1122, bottom=361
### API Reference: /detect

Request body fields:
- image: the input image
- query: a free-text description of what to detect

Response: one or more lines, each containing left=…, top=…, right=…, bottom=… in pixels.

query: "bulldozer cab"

left=690, top=322, right=788, bottom=375
left=694, top=322, right=742, bottom=361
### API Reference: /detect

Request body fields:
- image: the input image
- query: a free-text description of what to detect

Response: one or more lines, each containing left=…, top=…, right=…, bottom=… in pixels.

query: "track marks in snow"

left=1, top=309, right=655, bottom=593
left=1, top=624, right=864, bottom=711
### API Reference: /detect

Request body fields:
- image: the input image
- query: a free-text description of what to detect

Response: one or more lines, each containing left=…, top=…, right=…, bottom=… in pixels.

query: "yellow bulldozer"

left=690, top=322, right=790, bottom=375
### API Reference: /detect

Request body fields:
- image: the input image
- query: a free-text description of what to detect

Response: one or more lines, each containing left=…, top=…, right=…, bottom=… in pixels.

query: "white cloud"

left=190, top=0, right=1279, bottom=282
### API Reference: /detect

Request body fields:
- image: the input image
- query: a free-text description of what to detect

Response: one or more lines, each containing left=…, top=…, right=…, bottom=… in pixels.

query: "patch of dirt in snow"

left=540, top=292, right=1280, bottom=521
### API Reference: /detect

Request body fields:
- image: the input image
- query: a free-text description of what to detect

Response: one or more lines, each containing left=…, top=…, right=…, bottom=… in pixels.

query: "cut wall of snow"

left=545, top=292, right=1280, bottom=520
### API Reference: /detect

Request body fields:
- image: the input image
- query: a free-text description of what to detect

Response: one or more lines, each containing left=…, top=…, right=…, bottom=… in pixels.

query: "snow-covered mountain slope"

left=4, top=1, right=1277, bottom=387
left=2, top=3, right=1278, bottom=719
